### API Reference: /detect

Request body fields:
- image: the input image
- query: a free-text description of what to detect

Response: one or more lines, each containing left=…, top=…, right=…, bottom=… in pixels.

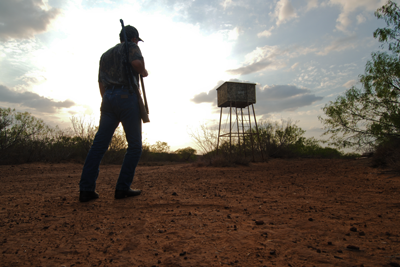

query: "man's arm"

left=131, top=59, right=148, bottom=77
left=99, top=82, right=106, bottom=97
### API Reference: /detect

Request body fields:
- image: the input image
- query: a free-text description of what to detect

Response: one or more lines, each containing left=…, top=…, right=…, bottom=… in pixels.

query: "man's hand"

left=141, top=69, right=148, bottom=77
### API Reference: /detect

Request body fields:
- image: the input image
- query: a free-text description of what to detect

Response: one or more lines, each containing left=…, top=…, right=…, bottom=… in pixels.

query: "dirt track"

left=1, top=159, right=400, bottom=267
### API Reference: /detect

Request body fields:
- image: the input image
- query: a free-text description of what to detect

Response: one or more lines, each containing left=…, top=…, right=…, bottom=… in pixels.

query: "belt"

left=106, top=84, right=128, bottom=91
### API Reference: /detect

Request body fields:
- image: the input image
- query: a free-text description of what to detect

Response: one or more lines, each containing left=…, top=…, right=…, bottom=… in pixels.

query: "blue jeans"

left=79, top=87, right=142, bottom=191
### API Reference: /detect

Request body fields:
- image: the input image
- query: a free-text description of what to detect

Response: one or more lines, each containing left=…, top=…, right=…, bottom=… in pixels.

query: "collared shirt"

left=98, top=42, right=143, bottom=88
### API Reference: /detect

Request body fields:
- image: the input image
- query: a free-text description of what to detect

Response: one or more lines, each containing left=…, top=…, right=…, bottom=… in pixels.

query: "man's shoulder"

left=101, top=43, right=123, bottom=57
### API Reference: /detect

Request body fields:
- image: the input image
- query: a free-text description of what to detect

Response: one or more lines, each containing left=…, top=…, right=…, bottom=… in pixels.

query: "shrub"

left=175, top=147, right=197, bottom=161
left=372, top=138, right=400, bottom=171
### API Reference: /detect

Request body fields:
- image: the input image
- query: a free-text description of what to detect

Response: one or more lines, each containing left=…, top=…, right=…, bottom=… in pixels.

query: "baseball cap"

left=129, top=25, right=143, bottom=42
left=120, top=25, right=144, bottom=42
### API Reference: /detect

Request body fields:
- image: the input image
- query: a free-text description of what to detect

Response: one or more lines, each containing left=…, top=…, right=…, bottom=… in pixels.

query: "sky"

left=0, top=0, right=396, bottom=152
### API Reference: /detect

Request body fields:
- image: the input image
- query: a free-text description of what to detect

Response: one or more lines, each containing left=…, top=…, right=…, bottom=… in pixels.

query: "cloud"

left=317, top=34, right=358, bottom=55
left=0, top=85, right=75, bottom=113
left=356, top=14, right=367, bottom=24
left=271, top=0, right=297, bottom=26
left=290, top=62, right=299, bottom=70
left=256, top=84, right=323, bottom=114
left=221, top=0, right=233, bottom=9
left=343, top=79, right=357, bottom=88
left=0, top=0, right=61, bottom=41
left=191, top=82, right=323, bottom=115
left=257, top=26, right=274, bottom=38
left=306, top=0, right=319, bottom=11
left=191, top=91, right=217, bottom=104
left=226, top=32, right=362, bottom=77
left=328, top=0, right=386, bottom=32
left=228, top=27, right=241, bottom=40
left=226, top=45, right=287, bottom=75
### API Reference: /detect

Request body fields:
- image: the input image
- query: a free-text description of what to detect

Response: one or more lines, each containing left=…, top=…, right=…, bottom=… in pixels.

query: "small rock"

left=359, top=231, right=365, bottom=236
left=179, top=251, right=186, bottom=256
left=308, top=218, right=313, bottom=221
left=389, top=262, right=400, bottom=267
left=255, top=220, right=264, bottom=225
left=346, top=245, right=360, bottom=251
left=172, top=192, right=177, bottom=196
left=269, top=250, right=276, bottom=255
left=328, top=241, right=333, bottom=245
left=350, top=227, right=357, bottom=232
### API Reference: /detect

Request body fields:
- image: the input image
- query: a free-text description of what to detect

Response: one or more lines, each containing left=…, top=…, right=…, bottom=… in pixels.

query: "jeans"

left=79, top=87, right=142, bottom=191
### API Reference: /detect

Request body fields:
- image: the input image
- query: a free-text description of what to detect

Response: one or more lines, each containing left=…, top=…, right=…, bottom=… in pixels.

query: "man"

left=79, top=25, right=148, bottom=202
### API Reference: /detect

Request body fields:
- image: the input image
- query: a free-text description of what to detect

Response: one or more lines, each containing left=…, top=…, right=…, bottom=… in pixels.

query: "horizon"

left=0, top=0, right=396, bottom=151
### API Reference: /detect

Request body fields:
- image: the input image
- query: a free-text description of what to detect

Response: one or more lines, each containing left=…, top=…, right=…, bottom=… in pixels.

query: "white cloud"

left=306, top=0, right=319, bottom=11
left=226, top=45, right=288, bottom=75
left=257, top=26, right=274, bottom=38
left=221, top=0, right=233, bottom=9
left=356, top=14, right=367, bottom=24
left=329, top=0, right=387, bottom=32
left=291, top=62, right=299, bottom=70
left=271, top=0, right=297, bottom=26
left=317, top=34, right=358, bottom=55
left=228, top=27, right=241, bottom=40
left=343, top=79, right=357, bottom=88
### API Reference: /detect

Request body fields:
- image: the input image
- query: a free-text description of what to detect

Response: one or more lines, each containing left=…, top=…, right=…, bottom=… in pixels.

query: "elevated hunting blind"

left=217, top=82, right=256, bottom=108
left=215, top=81, right=264, bottom=161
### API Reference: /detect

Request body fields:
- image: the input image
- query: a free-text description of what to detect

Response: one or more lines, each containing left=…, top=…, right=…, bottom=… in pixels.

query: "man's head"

left=119, top=25, right=143, bottom=43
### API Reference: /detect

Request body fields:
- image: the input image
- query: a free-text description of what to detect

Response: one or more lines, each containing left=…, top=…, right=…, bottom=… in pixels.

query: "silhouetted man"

left=79, top=25, right=148, bottom=202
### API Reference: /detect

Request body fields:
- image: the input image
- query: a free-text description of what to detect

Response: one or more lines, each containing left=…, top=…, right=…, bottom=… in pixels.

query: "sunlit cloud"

left=328, top=0, right=387, bottom=32
left=271, top=0, right=298, bottom=26
left=343, top=79, right=357, bottom=88
left=316, top=34, right=358, bottom=55
left=306, top=0, right=319, bottom=11
left=0, top=84, right=75, bottom=113
left=0, top=0, right=61, bottom=41
left=257, top=26, right=274, bottom=38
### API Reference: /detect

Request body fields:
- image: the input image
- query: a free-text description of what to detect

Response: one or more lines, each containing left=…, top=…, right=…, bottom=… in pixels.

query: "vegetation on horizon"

left=0, top=109, right=196, bottom=165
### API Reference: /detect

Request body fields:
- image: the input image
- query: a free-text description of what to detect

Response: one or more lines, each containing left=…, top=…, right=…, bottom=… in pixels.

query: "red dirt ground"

left=0, top=158, right=400, bottom=267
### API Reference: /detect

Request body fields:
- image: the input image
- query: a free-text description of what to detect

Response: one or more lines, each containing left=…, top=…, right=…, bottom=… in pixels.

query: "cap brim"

left=138, top=37, right=144, bottom=42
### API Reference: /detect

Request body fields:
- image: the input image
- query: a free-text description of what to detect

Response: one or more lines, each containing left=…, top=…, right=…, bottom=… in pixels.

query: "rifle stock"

left=120, top=19, right=150, bottom=123
left=140, top=75, right=149, bottom=114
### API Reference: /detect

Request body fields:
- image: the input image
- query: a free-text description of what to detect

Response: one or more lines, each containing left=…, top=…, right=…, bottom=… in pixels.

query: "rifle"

left=120, top=19, right=150, bottom=123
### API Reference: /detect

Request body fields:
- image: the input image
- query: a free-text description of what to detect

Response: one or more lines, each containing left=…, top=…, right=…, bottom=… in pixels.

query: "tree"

left=0, top=108, right=49, bottom=151
left=175, top=147, right=196, bottom=161
left=188, top=124, right=218, bottom=155
left=150, top=141, right=170, bottom=153
left=319, top=0, right=400, bottom=150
